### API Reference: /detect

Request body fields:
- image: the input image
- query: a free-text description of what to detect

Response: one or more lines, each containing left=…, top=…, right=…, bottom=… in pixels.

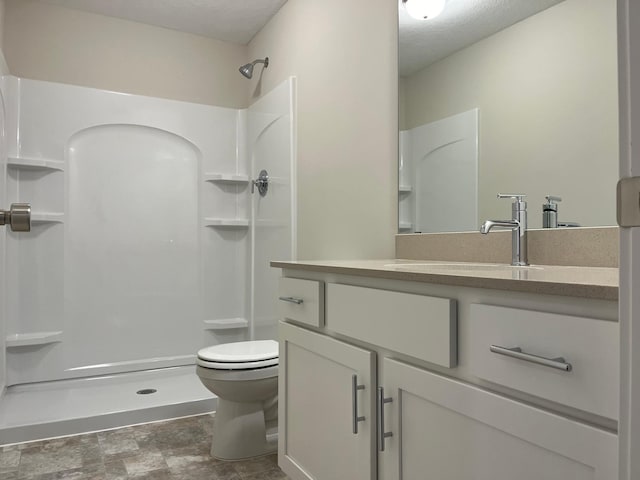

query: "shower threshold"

left=0, top=366, right=216, bottom=446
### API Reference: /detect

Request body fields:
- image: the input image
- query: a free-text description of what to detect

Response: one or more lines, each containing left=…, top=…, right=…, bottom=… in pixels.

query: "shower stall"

left=0, top=76, right=296, bottom=443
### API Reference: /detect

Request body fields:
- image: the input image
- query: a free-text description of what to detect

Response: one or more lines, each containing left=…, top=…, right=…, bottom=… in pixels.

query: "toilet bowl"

left=196, top=340, right=279, bottom=460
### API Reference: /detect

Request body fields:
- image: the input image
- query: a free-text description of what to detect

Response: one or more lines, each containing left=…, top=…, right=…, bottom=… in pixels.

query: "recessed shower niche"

left=1, top=76, right=296, bottom=386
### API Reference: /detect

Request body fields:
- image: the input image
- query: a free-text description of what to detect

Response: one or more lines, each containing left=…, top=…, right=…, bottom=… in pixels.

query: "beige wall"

left=398, top=76, right=406, bottom=131
left=3, top=0, right=247, bottom=107
left=0, top=0, right=8, bottom=74
left=403, top=0, right=618, bottom=229
left=0, top=0, right=5, bottom=51
left=248, top=0, right=398, bottom=260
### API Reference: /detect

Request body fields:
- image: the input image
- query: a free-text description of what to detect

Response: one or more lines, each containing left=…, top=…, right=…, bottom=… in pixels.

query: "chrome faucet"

left=480, top=194, right=528, bottom=266
left=542, top=195, right=562, bottom=228
left=542, top=195, right=581, bottom=228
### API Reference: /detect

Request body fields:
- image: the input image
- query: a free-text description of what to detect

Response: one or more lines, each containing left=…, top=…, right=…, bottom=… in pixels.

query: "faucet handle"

left=498, top=194, right=527, bottom=207
left=545, top=195, right=562, bottom=204
left=497, top=193, right=526, bottom=201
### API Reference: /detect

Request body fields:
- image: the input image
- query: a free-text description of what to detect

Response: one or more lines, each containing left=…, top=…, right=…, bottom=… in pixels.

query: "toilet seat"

left=197, top=357, right=278, bottom=370
left=197, top=340, right=279, bottom=371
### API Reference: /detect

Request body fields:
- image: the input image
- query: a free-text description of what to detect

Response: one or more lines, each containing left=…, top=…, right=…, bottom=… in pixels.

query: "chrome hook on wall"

left=251, top=169, right=269, bottom=196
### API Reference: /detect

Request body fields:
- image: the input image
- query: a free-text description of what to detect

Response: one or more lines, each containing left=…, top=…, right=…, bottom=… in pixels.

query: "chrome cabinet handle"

left=352, top=374, right=365, bottom=434
left=377, top=387, right=393, bottom=452
left=490, top=345, right=572, bottom=372
left=278, top=296, right=304, bottom=305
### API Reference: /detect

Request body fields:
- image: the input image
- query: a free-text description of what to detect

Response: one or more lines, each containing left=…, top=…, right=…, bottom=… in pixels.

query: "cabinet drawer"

left=326, top=283, right=456, bottom=368
left=278, top=277, right=324, bottom=327
left=468, top=304, right=618, bottom=419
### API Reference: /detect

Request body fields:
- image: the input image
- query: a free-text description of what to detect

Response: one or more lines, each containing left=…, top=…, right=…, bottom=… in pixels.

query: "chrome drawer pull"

left=490, top=345, right=572, bottom=372
left=278, top=296, right=304, bottom=305
left=377, top=387, right=393, bottom=452
left=352, top=374, right=366, bottom=434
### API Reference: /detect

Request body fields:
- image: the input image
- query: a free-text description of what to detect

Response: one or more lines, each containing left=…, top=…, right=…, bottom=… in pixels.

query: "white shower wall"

left=1, top=76, right=295, bottom=386
left=399, top=109, right=478, bottom=233
left=248, top=79, right=296, bottom=342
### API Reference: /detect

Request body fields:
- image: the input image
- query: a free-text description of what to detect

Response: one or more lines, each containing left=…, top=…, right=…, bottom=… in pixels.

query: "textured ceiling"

left=399, top=0, right=566, bottom=76
left=38, top=0, right=287, bottom=45
left=38, top=0, right=564, bottom=73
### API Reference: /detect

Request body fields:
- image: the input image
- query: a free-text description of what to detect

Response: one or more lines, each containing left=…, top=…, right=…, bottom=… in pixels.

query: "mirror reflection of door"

left=399, top=109, right=478, bottom=233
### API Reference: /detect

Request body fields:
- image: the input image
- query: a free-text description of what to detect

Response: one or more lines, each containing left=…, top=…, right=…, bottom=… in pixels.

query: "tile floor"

left=0, top=414, right=288, bottom=479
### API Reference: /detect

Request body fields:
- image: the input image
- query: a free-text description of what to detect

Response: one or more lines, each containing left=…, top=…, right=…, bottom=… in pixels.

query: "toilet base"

left=211, top=398, right=278, bottom=461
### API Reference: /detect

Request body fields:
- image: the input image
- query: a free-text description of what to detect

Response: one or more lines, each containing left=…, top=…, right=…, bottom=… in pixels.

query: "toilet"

left=196, top=340, right=279, bottom=460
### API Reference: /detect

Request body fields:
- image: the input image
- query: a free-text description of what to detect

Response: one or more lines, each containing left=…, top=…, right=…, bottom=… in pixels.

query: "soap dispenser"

left=542, top=195, right=561, bottom=228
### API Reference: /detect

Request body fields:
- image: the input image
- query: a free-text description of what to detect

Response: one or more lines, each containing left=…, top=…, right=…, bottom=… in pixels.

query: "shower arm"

left=253, top=58, right=269, bottom=68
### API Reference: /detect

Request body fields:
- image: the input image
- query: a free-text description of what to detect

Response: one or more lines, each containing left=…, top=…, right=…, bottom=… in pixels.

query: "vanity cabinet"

left=276, top=272, right=619, bottom=480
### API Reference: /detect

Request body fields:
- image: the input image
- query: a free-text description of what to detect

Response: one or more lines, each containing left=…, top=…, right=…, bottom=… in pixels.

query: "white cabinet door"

left=380, top=358, right=617, bottom=480
left=279, top=321, right=376, bottom=480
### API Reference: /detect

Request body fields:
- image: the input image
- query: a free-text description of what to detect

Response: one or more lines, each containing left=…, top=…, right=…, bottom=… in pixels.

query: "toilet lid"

left=197, top=340, right=278, bottom=363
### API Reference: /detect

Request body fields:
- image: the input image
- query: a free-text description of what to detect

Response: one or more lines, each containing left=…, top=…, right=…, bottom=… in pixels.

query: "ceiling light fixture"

left=402, top=0, right=446, bottom=20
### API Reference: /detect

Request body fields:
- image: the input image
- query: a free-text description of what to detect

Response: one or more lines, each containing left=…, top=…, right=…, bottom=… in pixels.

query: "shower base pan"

left=0, top=366, right=216, bottom=445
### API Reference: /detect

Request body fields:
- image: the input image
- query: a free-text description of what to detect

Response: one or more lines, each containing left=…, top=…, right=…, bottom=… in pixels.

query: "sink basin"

left=384, top=262, right=544, bottom=273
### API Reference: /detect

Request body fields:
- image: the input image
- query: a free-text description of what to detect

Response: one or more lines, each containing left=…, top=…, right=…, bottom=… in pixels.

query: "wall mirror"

left=398, top=0, right=618, bottom=233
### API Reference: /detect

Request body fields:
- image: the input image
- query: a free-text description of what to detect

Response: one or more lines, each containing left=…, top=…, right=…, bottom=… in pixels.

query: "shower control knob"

left=251, top=169, right=269, bottom=197
left=0, top=203, right=31, bottom=232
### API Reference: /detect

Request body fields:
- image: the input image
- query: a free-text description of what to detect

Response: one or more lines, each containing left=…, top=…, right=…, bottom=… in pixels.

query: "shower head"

left=239, top=57, right=269, bottom=79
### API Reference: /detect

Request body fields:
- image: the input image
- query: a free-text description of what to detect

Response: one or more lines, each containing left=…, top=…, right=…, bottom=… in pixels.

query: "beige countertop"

left=270, top=259, right=619, bottom=301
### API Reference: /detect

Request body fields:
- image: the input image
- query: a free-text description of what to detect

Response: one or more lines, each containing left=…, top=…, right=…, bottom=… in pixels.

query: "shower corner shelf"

left=8, top=156, right=64, bottom=171
left=203, top=318, right=249, bottom=330
left=204, top=218, right=249, bottom=228
left=31, top=212, right=65, bottom=224
left=399, top=185, right=413, bottom=193
left=6, top=331, right=63, bottom=348
left=204, top=173, right=249, bottom=184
